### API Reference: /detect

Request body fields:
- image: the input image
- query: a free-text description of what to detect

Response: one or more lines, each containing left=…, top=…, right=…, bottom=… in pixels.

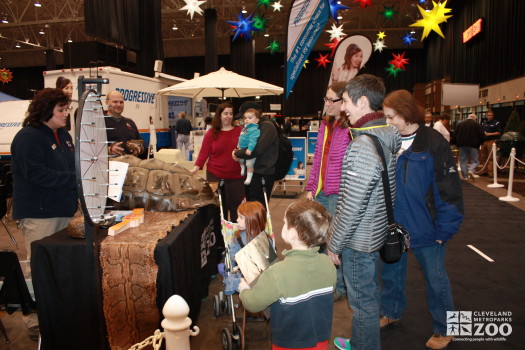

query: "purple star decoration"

left=328, top=0, right=350, bottom=23
left=227, top=12, right=261, bottom=41
left=401, top=32, right=417, bottom=46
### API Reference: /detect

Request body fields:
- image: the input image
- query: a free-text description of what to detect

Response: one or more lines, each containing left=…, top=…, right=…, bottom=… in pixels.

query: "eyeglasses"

left=323, top=97, right=342, bottom=104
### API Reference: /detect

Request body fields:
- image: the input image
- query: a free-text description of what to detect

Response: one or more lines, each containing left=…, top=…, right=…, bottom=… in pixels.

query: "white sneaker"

left=468, top=171, right=479, bottom=179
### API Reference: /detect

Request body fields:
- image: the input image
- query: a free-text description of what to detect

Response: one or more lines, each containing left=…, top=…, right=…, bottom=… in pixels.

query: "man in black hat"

left=233, top=101, right=279, bottom=206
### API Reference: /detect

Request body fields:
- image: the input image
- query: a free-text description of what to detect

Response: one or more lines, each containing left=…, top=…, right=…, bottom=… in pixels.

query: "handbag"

left=369, top=135, right=410, bottom=264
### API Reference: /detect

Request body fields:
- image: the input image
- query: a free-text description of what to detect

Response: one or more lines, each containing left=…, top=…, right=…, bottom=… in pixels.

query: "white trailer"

left=0, top=100, right=31, bottom=161
left=43, top=66, right=187, bottom=148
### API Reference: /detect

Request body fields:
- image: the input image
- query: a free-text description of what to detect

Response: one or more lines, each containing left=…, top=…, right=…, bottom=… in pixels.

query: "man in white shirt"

left=433, top=113, right=451, bottom=142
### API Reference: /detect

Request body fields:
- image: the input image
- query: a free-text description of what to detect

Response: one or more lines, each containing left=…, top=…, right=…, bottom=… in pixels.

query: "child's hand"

left=238, top=278, right=250, bottom=292
left=245, top=150, right=252, bottom=156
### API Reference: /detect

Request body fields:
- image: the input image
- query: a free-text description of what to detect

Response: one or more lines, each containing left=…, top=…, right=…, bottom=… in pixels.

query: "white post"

left=161, top=295, right=200, bottom=350
left=487, top=142, right=504, bottom=188
left=499, top=147, right=520, bottom=202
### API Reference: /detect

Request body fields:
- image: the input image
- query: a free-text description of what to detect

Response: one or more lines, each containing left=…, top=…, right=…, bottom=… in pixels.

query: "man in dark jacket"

left=234, top=101, right=278, bottom=207
left=455, top=114, right=485, bottom=180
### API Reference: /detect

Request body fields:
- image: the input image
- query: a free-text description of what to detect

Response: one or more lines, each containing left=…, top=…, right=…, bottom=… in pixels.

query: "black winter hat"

left=235, top=101, right=262, bottom=120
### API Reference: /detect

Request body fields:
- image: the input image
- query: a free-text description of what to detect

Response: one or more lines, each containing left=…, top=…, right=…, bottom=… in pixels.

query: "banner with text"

left=286, top=0, right=329, bottom=99
left=286, top=137, right=307, bottom=180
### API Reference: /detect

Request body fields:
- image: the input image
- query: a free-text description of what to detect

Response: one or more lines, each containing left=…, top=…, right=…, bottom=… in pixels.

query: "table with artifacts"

left=31, top=155, right=222, bottom=350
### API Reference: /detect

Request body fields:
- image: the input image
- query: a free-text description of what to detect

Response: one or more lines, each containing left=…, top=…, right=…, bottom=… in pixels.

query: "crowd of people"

left=14, top=72, right=511, bottom=349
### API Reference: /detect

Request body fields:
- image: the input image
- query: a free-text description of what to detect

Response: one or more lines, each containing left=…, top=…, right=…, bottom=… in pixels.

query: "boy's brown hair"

left=284, top=200, right=331, bottom=247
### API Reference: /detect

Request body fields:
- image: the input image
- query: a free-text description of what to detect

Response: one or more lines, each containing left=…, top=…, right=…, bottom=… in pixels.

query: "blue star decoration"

left=328, top=0, right=350, bottom=23
left=226, top=12, right=261, bottom=41
left=401, top=32, right=417, bottom=46
left=418, top=0, right=427, bottom=4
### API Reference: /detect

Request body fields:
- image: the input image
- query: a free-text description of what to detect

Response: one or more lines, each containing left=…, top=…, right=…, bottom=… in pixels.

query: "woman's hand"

left=232, top=148, right=240, bottom=161
left=108, top=142, right=124, bottom=156
left=306, top=191, right=313, bottom=201
left=190, top=166, right=200, bottom=175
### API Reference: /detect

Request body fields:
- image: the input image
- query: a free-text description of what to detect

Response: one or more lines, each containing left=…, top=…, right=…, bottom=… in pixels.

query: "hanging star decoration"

left=401, top=32, right=417, bottom=46
left=227, top=12, right=260, bottom=41
left=389, top=52, right=410, bottom=70
left=180, top=0, right=206, bottom=20
left=266, top=39, right=281, bottom=54
left=324, top=38, right=340, bottom=58
left=381, top=5, right=396, bottom=21
left=0, top=68, right=13, bottom=83
left=303, top=60, right=310, bottom=69
left=353, top=0, right=373, bottom=8
left=385, top=64, right=402, bottom=78
left=419, top=0, right=427, bottom=4
left=315, top=53, right=332, bottom=68
left=377, top=31, right=387, bottom=40
left=326, top=23, right=346, bottom=41
left=271, top=0, right=284, bottom=12
left=373, top=39, right=387, bottom=52
left=253, top=13, right=269, bottom=33
left=257, top=0, right=274, bottom=9
left=328, top=0, right=350, bottom=23
left=410, top=0, right=453, bottom=40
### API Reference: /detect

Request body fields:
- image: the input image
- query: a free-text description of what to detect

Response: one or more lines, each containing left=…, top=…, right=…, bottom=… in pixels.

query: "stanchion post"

left=487, top=142, right=504, bottom=188
left=499, top=147, right=520, bottom=202
left=161, top=295, right=200, bottom=350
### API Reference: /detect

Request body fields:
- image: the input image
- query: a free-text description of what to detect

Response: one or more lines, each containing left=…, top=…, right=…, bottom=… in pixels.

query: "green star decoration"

left=381, top=5, right=396, bottom=21
left=257, top=0, right=274, bottom=9
left=266, top=39, right=281, bottom=54
left=253, top=13, right=269, bottom=33
left=385, top=64, right=402, bottom=77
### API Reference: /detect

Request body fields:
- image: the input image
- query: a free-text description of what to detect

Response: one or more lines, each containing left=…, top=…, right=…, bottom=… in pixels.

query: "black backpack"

left=271, top=121, right=294, bottom=181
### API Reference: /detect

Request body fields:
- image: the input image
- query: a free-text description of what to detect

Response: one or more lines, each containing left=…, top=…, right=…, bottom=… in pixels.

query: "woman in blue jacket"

left=11, top=88, right=78, bottom=266
left=380, top=90, right=464, bottom=350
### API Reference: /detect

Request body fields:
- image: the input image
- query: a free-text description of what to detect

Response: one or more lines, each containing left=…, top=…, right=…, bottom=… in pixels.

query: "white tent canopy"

left=158, top=67, right=283, bottom=99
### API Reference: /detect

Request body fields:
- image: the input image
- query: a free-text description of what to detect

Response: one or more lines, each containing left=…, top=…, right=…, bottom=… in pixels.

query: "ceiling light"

left=15, top=43, right=21, bottom=48
left=264, top=33, right=269, bottom=37
left=34, top=1, right=42, bottom=7
left=242, top=6, right=247, bottom=14
left=39, top=28, right=45, bottom=34
left=1, top=18, right=8, bottom=24
left=337, top=15, right=343, bottom=20
left=67, top=38, right=73, bottom=43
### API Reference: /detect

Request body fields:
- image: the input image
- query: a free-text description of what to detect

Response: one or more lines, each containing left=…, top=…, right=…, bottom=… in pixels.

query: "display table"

left=31, top=205, right=221, bottom=350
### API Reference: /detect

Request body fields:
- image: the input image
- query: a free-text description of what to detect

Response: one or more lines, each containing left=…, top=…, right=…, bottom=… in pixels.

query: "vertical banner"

left=286, top=137, right=307, bottom=180
left=286, top=0, right=329, bottom=99
left=307, top=131, right=318, bottom=156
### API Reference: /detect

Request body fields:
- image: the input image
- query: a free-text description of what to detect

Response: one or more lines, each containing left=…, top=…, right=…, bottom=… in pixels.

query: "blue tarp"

left=0, top=92, right=20, bottom=102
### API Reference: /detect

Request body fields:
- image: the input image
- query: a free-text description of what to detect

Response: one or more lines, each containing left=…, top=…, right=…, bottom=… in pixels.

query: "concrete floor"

left=1, top=171, right=524, bottom=349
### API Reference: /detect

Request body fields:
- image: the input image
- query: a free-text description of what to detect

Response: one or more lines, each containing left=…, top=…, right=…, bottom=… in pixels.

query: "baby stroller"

left=214, top=179, right=275, bottom=350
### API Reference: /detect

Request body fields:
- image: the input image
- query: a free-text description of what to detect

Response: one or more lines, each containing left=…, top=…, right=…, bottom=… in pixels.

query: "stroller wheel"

left=221, top=328, right=233, bottom=350
left=213, top=294, right=221, bottom=317
left=225, top=295, right=232, bottom=315
left=232, top=324, right=243, bottom=348
left=219, top=291, right=226, bottom=313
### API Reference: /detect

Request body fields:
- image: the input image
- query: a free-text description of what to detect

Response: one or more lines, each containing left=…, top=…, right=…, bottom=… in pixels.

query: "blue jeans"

left=316, top=191, right=346, bottom=294
left=342, top=248, right=380, bottom=350
left=380, top=243, right=454, bottom=336
left=380, top=252, right=408, bottom=320
left=459, top=147, right=479, bottom=178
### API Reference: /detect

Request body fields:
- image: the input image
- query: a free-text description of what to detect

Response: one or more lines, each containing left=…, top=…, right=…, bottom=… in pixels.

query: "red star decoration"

left=353, top=0, right=373, bottom=8
left=323, top=38, right=340, bottom=58
left=389, top=52, right=410, bottom=70
left=315, top=53, right=332, bottom=68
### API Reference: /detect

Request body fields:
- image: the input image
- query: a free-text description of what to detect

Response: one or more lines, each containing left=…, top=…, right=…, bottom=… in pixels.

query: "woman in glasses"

left=305, top=81, right=351, bottom=300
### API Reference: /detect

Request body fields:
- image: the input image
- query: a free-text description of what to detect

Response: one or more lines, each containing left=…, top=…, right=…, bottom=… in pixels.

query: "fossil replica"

left=113, top=155, right=217, bottom=211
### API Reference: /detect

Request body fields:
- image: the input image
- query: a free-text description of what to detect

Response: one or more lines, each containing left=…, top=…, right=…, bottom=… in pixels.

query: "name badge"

left=52, top=144, right=57, bottom=150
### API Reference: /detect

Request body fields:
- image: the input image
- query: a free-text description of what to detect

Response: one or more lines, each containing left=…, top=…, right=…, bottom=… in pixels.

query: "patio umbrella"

left=158, top=67, right=283, bottom=99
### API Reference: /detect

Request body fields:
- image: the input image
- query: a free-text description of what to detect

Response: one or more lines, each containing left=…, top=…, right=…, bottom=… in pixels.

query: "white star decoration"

left=373, top=39, right=387, bottom=52
left=271, top=1, right=284, bottom=12
left=326, top=23, right=346, bottom=41
left=180, top=0, right=206, bottom=20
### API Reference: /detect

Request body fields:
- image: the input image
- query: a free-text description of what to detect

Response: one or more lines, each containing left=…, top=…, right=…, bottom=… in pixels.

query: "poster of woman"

left=327, top=35, right=373, bottom=87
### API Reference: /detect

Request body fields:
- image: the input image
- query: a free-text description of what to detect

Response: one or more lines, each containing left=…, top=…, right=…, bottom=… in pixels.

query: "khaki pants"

left=479, top=140, right=496, bottom=176
left=20, top=217, right=71, bottom=261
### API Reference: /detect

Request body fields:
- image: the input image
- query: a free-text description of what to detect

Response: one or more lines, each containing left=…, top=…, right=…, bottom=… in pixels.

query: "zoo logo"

left=447, top=311, right=512, bottom=338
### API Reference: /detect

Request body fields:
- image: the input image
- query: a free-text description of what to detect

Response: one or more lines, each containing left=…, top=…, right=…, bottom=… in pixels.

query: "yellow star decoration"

left=303, top=60, right=310, bottom=69
left=410, top=0, right=453, bottom=40
left=377, top=31, right=386, bottom=40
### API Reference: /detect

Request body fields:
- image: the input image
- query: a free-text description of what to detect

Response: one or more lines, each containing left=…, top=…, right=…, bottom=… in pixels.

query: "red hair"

left=236, top=201, right=267, bottom=242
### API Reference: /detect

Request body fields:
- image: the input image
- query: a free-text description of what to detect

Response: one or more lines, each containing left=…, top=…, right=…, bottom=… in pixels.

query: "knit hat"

left=235, top=101, right=262, bottom=120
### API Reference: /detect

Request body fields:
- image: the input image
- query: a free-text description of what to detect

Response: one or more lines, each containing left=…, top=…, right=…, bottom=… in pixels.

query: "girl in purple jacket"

left=306, top=81, right=350, bottom=299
